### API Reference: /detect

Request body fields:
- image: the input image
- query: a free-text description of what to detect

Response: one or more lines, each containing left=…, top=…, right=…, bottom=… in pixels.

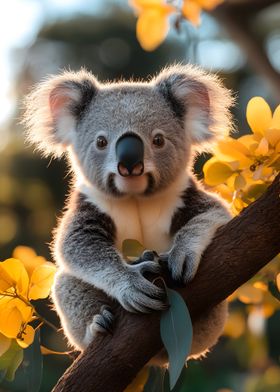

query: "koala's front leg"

left=163, top=207, right=231, bottom=284
left=52, top=270, right=116, bottom=350
left=55, top=193, right=166, bottom=314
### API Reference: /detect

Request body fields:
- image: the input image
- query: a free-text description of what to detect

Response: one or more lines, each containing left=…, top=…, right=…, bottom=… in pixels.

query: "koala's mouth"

left=107, top=173, right=155, bottom=197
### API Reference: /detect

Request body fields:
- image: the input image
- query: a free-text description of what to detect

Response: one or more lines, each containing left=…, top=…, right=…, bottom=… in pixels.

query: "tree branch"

left=210, top=1, right=280, bottom=101
left=225, top=0, right=280, bottom=13
left=53, top=174, right=280, bottom=392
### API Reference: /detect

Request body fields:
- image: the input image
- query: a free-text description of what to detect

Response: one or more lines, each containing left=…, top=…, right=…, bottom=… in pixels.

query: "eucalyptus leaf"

left=0, top=341, right=23, bottom=382
left=24, top=330, right=42, bottom=392
left=246, top=183, right=268, bottom=199
left=0, top=370, right=6, bottom=383
left=122, top=239, right=145, bottom=260
left=143, top=366, right=168, bottom=392
left=160, top=288, right=193, bottom=390
left=268, top=280, right=280, bottom=302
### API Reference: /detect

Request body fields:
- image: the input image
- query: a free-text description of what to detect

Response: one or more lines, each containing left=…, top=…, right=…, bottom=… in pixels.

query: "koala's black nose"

left=116, top=134, right=144, bottom=177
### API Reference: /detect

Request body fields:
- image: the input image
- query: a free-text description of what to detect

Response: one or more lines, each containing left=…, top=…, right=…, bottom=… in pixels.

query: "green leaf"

left=160, top=288, right=193, bottom=390
left=0, top=370, right=6, bottom=383
left=24, top=330, right=42, bottom=392
left=246, top=184, right=268, bottom=200
left=122, top=239, right=145, bottom=260
left=143, top=366, right=168, bottom=392
left=268, top=281, right=280, bottom=302
left=0, top=341, right=23, bottom=382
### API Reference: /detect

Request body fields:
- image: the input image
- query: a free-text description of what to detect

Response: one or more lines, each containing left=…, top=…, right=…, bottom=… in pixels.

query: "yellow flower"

left=246, top=97, right=280, bottom=140
left=237, top=283, right=263, bottom=305
left=223, top=310, right=246, bottom=339
left=129, top=0, right=225, bottom=50
left=0, top=255, right=56, bottom=302
left=0, top=258, right=29, bottom=296
left=0, top=248, right=56, bottom=347
left=0, top=292, right=35, bottom=348
left=204, top=97, right=280, bottom=214
left=204, top=98, right=280, bottom=322
left=182, top=0, right=223, bottom=26
left=130, top=0, right=176, bottom=51
left=28, top=263, right=57, bottom=300
left=203, top=158, right=234, bottom=186
left=12, top=246, right=56, bottom=300
left=16, top=324, right=35, bottom=349
left=13, top=246, right=44, bottom=277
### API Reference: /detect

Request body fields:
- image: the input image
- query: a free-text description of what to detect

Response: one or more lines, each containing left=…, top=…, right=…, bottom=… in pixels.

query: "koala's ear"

left=154, top=65, right=234, bottom=147
left=23, top=70, right=99, bottom=157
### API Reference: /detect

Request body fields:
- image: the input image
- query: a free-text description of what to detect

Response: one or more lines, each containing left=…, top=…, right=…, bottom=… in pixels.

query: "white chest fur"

left=78, top=176, right=188, bottom=254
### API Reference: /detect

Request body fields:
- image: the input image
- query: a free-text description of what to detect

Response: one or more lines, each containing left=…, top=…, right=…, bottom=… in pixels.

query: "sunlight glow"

left=0, top=0, right=106, bottom=128
left=0, top=0, right=42, bottom=127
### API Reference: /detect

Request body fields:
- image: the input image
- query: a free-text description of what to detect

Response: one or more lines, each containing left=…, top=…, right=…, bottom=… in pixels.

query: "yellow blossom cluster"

left=129, top=0, right=224, bottom=51
left=203, top=97, right=280, bottom=327
left=0, top=246, right=56, bottom=353
left=204, top=97, right=280, bottom=215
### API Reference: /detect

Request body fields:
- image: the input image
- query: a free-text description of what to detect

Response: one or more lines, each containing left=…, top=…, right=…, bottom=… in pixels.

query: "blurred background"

left=0, top=0, right=280, bottom=391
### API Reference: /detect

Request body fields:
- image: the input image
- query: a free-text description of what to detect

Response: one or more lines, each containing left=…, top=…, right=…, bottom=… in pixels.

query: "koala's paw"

left=117, top=261, right=167, bottom=313
left=84, top=306, right=115, bottom=344
left=160, top=245, right=200, bottom=285
left=132, top=250, right=159, bottom=265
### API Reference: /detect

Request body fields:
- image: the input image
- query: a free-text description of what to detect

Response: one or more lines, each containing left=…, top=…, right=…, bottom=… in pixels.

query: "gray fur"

left=165, top=179, right=231, bottom=282
left=54, top=192, right=166, bottom=315
left=24, top=64, right=233, bottom=359
left=53, top=270, right=115, bottom=349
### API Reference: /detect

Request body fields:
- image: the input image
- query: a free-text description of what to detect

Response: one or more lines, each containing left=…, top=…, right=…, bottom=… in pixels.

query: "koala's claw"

left=136, top=260, right=162, bottom=275
left=117, top=262, right=167, bottom=313
left=84, top=306, right=115, bottom=345
left=90, top=306, right=115, bottom=335
left=133, top=250, right=159, bottom=264
left=160, top=249, right=199, bottom=285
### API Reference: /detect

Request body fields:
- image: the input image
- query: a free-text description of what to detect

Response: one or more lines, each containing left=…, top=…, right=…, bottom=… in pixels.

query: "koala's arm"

left=54, top=191, right=165, bottom=313
left=164, top=178, right=232, bottom=283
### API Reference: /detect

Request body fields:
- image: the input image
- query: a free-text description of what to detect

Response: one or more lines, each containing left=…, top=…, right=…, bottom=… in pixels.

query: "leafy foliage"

left=0, top=341, right=23, bottom=382
left=122, top=239, right=145, bottom=261
left=23, top=331, right=43, bottom=392
left=204, top=97, right=280, bottom=215
left=203, top=97, right=280, bottom=341
left=0, top=247, right=56, bottom=385
left=160, top=288, right=193, bottom=390
left=143, top=366, right=168, bottom=392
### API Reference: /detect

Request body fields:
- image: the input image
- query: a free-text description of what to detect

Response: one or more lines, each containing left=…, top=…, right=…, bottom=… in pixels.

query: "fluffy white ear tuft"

left=22, top=69, right=98, bottom=157
left=154, top=64, right=235, bottom=149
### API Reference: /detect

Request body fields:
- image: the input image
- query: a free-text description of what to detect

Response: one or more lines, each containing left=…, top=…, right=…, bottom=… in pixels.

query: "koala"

left=23, top=64, right=233, bottom=360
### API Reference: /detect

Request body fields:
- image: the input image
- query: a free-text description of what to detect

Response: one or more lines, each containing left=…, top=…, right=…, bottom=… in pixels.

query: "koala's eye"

left=152, top=134, right=165, bottom=148
left=96, top=136, right=108, bottom=149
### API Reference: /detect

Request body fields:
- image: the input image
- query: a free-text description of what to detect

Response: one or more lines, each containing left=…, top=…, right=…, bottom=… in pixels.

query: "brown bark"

left=52, top=173, right=280, bottom=392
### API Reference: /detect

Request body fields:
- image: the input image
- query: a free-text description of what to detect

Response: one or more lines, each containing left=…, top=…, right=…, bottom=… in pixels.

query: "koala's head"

left=23, top=65, right=233, bottom=198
